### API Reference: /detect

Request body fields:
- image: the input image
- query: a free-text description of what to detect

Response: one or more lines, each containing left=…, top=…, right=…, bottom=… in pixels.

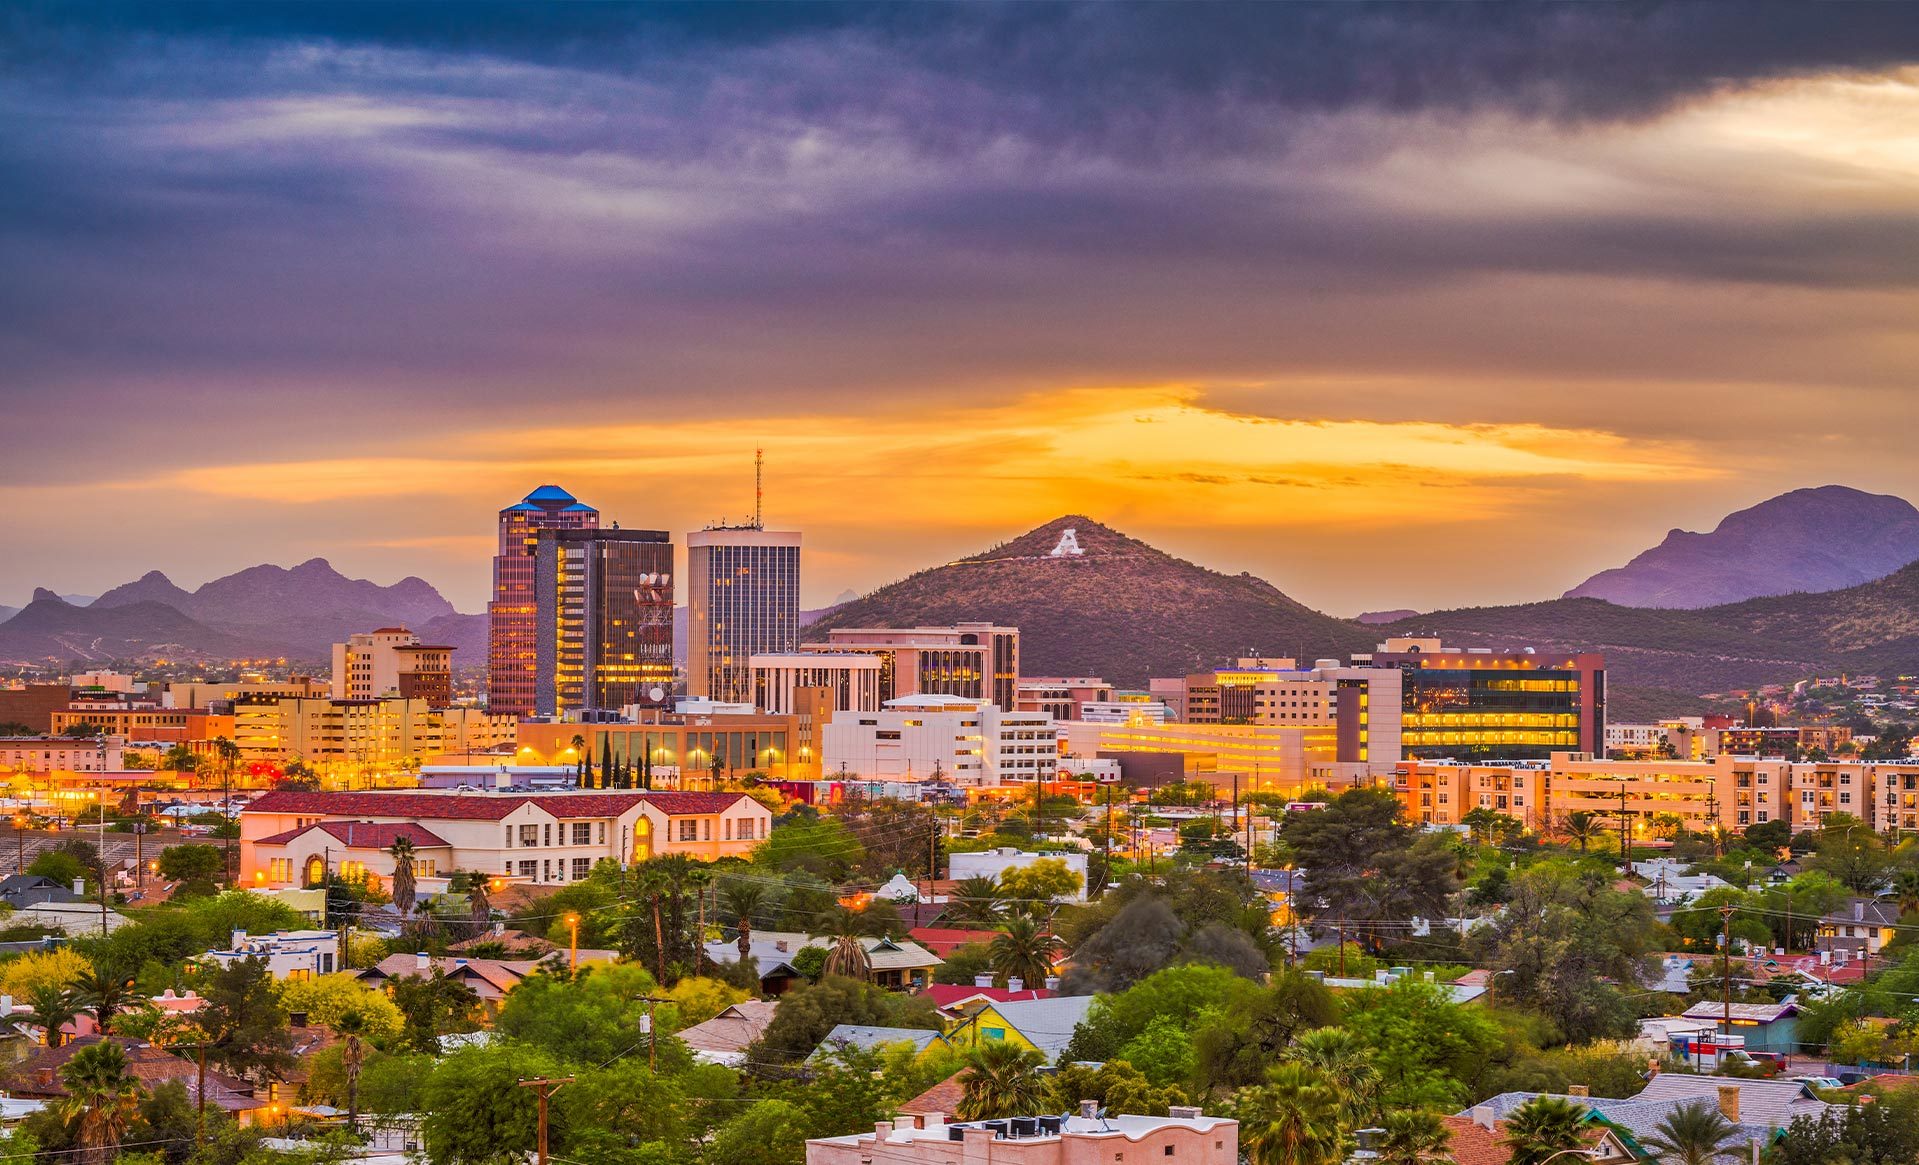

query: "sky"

left=6, top=3, right=1919, bottom=616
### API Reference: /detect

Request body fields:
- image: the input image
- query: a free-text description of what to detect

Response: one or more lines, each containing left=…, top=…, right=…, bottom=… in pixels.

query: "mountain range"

left=1566, top=485, right=1919, bottom=608
left=0, top=561, right=480, bottom=665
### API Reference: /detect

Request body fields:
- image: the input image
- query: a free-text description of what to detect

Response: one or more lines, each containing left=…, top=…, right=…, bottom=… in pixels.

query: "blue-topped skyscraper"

left=488, top=485, right=599, bottom=715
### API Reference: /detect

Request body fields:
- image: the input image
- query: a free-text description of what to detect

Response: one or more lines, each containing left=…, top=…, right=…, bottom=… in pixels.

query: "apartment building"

left=0, top=736, right=127, bottom=773
left=821, top=694, right=1055, bottom=787
left=49, top=707, right=234, bottom=745
left=330, top=628, right=454, bottom=705
left=239, top=788, right=774, bottom=890
left=231, top=697, right=515, bottom=768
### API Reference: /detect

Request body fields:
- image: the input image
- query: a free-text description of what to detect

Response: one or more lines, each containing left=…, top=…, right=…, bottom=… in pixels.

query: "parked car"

left=1789, top=1076, right=1845, bottom=1091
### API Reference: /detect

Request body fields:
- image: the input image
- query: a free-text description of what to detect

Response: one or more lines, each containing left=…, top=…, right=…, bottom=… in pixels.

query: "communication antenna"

left=753, top=447, right=764, bottom=529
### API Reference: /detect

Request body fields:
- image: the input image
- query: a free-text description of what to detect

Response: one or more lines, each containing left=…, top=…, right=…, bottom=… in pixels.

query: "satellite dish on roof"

left=648, top=686, right=666, bottom=703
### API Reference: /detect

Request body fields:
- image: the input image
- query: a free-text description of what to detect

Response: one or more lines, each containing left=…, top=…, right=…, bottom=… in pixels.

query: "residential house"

left=807, top=1025, right=949, bottom=1063
left=354, top=952, right=606, bottom=1009
left=702, top=932, right=943, bottom=994
left=806, top=1105, right=1237, bottom=1165
left=200, top=930, right=340, bottom=981
left=240, top=788, right=774, bottom=891
left=942, top=994, right=1096, bottom=1065
left=676, top=1000, right=777, bottom=1067
left=0, top=875, right=83, bottom=909
left=921, top=983, right=1053, bottom=1023
left=1817, top=898, right=1900, bottom=958
left=1677, top=1001, right=1802, bottom=1056
left=907, top=927, right=1001, bottom=959
left=0, top=1036, right=271, bottom=1124
left=1464, top=1075, right=1836, bottom=1152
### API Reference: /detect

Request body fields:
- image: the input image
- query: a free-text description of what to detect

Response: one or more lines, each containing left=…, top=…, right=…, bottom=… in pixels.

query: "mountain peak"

left=1567, top=485, right=1919, bottom=608
left=814, top=516, right=1371, bottom=684
left=29, top=588, right=64, bottom=605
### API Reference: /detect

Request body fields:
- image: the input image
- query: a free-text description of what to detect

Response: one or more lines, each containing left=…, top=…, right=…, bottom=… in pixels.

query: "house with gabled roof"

left=240, top=787, right=773, bottom=892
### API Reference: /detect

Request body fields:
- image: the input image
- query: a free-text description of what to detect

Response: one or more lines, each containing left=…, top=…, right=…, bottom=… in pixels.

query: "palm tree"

left=950, top=874, right=1006, bottom=926
left=21, top=983, right=81, bottom=1048
left=60, top=1040, right=143, bottom=1165
left=718, top=878, right=771, bottom=965
left=819, top=905, right=873, bottom=980
left=71, top=964, right=133, bottom=1034
left=1893, top=868, right=1919, bottom=917
left=388, top=836, right=418, bottom=917
left=465, top=871, right=492, bottom=939
left=988, top=914, right=1061, bottom=990
left=1651, top=813, right=1685, bottom=842
left=1287, top=1026, right=1380, bottom=1127
left=570, top=733, right=587, bottom=786
left=1642, top=1100, right=1740, bottom=1165
left=955, top=1040, right=1045, bottom=1119
left=1234, top=1062, right=1347, bottom=1165
left=335, top=1009, right=369, bottom=1135
left=1501, top=1096, right=1591, bottom=1165
left=1562, top=812, right=1602, bottom=854
left=1376, top=1109, right=1454, bottom=1165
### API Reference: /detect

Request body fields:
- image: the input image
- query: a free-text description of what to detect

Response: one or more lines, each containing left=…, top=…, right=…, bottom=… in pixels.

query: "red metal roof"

left=246, top=789, right=754, bottom=821
left=255, top=821, right=451, bottom=849
left=920, top=984, right=1055, bottom=1008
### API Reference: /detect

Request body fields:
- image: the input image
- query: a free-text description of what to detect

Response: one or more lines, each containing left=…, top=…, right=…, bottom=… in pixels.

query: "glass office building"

left=1369, top=644, right=1606, bottom=762
left=686, top=527, right=802, bottom=704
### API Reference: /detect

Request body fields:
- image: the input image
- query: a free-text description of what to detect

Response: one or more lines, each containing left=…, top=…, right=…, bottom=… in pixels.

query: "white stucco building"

left=822, top=695, right=1056, bottom=787
left=240, top=788, right=774, bottom=892
left=202, top=929, right=340, bottom=981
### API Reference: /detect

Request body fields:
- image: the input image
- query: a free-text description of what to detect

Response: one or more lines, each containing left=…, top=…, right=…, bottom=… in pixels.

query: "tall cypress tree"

left=599, top=736, right=613, bottom=790
left=641, top=747, right=652, bottom=791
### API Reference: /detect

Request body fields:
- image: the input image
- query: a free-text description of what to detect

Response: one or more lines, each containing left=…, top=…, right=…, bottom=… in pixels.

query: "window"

left=544, top=824, right=553, bottom=847
left=572, top=823, right=591, bottom=845
left=724, top=818, right=733, bottom=841
left=679, top=819, right=699, bottom=842
left=572, top=858, right=591, bottom=880
left=597, top=822, right=606, bottom=844
left=519, top=825, right=539, bottom=847
left=519, top=860, right=537, bottom=879
left=703, top=819, right=712, bottom=841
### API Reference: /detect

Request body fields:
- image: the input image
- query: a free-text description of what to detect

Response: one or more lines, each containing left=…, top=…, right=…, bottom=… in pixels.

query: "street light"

left=1490, top=968, right=1516, bottom=1008
left=564, top=913, right=580, bottom=974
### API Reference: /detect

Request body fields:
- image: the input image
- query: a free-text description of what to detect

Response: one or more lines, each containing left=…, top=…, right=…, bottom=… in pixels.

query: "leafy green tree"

left=1058, top=894, right=1186, bottom=993
left=1233, top=1062, right=1347, bottom=1165
left=704, top=1099, right=810, bottom=1165
left=495, top=963, right=687, bottom=1067
left=58, top=1040, right=143, bottom=1165
left=418, top=1043, right=564, bottom=1165
left=753, top=817, right=863, bottom=880
left=1115, top=1015, right=1195, bottom=1087
left=1281, top=788, right=1459, bottom=950
left=1341, top=977, right=1503, bottom=1111
left=1642, top=1099, right=1740, bottom=1165
left=555, top=1060, right=696, bottom=1162
left=1043, top=1060, right=1187, bottom=1116
left=1193, top=970, right=1340, bottom=1091
left=199, top=956, right=294, bottom=1084
left=998, top=858, right=1084, bottom=904
left=1470, top=861, right=1656, bottom=1042
left=1500, top=1096, right=1590, bottom=1165
left=955, top=1041, right=1046, bottom=1119
left=156, top=845, right=222, bottom=883
left=1804, top=814, right=1894, bottom=894
left=932, top=942, right=994, bottom=985
left=717, top=877, right=774, bottom=964
left=1770, top=1088, right=1919, bottom=1165
left=751, top=975, right=940, bottom=1065
left=28, top=850, right=86, bottom=889
left=389, top=967, right=480, bottom=1055
left=1064, top=963, right=1257, bottom=1065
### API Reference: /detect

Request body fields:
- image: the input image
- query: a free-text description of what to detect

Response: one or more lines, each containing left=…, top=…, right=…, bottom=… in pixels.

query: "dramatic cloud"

left=3, top=4, right=1919, bottom=614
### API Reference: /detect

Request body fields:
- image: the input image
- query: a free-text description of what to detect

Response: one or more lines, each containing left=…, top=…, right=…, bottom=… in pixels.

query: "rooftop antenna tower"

left=753, top=447, right=764, bottom=529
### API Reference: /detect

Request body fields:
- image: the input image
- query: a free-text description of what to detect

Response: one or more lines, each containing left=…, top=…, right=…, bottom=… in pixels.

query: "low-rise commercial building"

left=517, top=712, right=820, bottom=784
left=0, top=736, right=126, bottom=773
left=806, top=1109, right=1238, bottom=1165
left=1058, top=718, right=1359, bottom=795
left=750, top=653, right=883, bottom=716
left=1015, top=677, right=1114, bottom=720
left=821, top=695, right=1055, bottom=787
left=231, top=697, right=515, bottom=770
left=803, top=624, right=1020, bottom=712
left=201, top=930, right=340, bottom=981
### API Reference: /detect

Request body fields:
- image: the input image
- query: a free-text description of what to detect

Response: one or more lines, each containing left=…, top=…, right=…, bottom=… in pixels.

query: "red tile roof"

left=1442, top=1116, right=1512, bottom=1165
left=898, top=1071, right=966, bottom=1119
left=245, top=789, right=754, bottom=821
left=2, top=1037, right=264, bottom=1111
left=255, top=821, right=450, bottom=848
left=909, top=927, right=1002, bottom=956
left=921, top=984, right=1054, bottom=1009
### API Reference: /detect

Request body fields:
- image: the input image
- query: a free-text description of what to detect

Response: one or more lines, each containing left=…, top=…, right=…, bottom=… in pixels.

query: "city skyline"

left=8, top=7, right=1919, bottom=614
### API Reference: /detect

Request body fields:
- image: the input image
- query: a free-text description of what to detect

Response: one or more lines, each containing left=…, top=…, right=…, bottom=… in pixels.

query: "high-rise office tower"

left=687, top=527, right=801, bottom=704
left=533, top=528, right=675, bottom=716
left=487, top=485, right=598, bottom=715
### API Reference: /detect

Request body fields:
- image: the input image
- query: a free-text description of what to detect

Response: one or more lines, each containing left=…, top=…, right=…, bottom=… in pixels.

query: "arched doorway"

left=303, top=855, right=325, bottom=887
left=633, top=816, right=654, bottom=863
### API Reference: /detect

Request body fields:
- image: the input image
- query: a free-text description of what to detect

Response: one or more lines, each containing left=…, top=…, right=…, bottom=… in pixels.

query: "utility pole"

left=1101, top=785, right=1113, bottom=895
left=99, top=810, right=109, bottom=937
left=1721, top=903, right=1736, bottom=1042
left=635, top=996, right=668, bottom=1071
left=1337, top=921, right=1346, bottom=977
left=517, top=1076, right=573, bottom=1165
left=1618, top=778, right=1631, bottom=869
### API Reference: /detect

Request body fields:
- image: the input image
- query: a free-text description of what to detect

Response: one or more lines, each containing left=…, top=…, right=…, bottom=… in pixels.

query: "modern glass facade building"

left=533, top=528, right=676, bottom=716
left=1366, top=641, right=1606, bottom=762
left=686, top=527, right=802, bottom=704
left=487, top=486, right=599, bottom=715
